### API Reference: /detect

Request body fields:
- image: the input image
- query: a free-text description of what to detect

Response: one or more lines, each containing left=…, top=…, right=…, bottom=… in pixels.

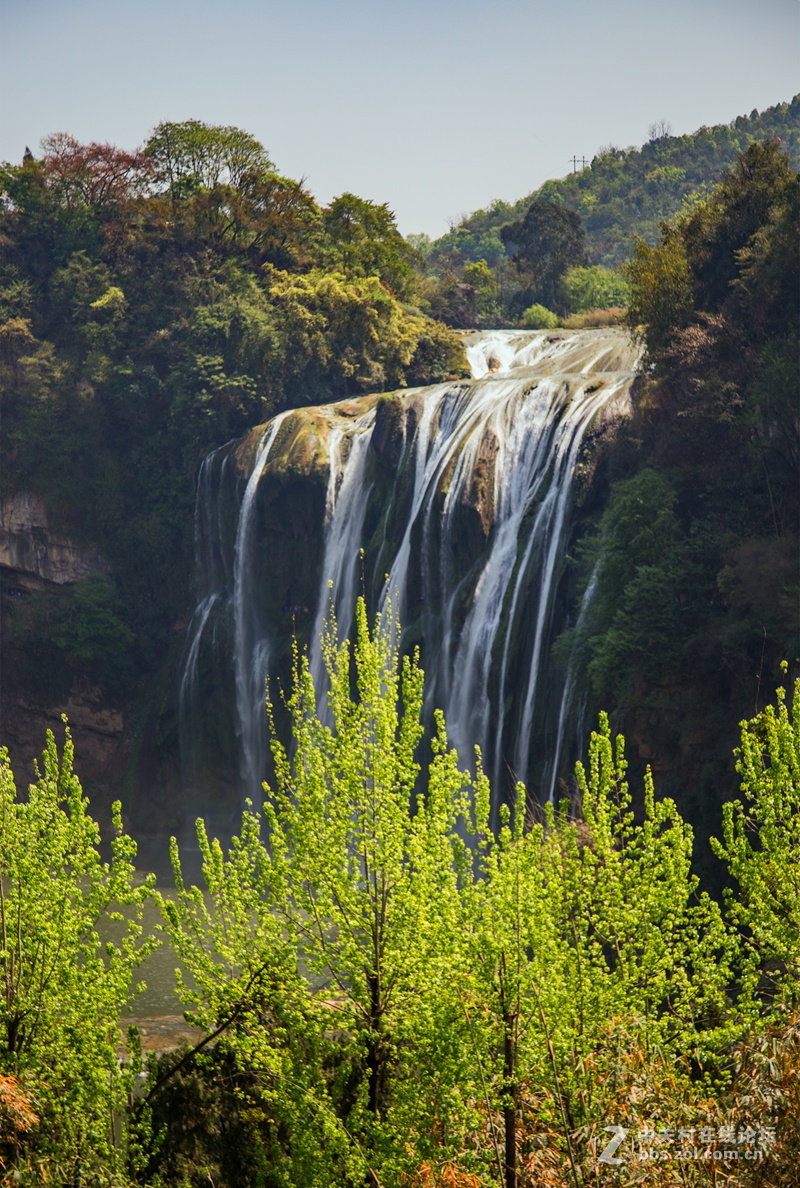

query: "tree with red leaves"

left=39, top=132, right=154, bottom=210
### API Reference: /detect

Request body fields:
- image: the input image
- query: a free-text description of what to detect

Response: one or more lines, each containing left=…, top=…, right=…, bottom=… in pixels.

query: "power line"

left=570, top=156, right=590, bottom=173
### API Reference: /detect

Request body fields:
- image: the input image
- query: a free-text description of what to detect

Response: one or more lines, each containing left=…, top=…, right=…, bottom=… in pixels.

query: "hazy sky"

left=1, top=0, right=797, bottom=236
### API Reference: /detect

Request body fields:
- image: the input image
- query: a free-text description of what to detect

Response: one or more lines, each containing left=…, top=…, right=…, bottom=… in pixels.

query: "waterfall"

left=309, top=414, right=375, bottom=715
left=180, top=327, right=641, bottom=808
left=542, top=566, right=599, bottom=804
left=178, top=412, right=290, bottom=805
left=178, top=443, right=234, bottom=792
left=232, top=412, right=291, bottom=800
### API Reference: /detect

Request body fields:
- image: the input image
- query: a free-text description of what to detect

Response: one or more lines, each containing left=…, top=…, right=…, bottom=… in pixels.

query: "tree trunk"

left=502, top=1007, right=517, bottom=1188
left=366, top=969, right=387, bottom=1119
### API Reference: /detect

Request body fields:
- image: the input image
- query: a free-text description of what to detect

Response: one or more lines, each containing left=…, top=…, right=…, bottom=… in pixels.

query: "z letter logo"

left=598, top=1125, right=629, bottom=1165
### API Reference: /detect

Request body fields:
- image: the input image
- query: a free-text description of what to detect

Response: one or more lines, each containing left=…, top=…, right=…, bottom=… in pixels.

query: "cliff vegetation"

left=0, top=121, right=467, bottom=803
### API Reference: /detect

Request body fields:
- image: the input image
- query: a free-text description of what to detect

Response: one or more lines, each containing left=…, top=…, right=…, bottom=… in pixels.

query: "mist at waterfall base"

left=178, top=328, right=641, bottom=833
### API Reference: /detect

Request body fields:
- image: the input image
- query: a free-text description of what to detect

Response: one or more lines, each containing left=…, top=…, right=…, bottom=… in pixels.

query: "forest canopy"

left=0, top=121, right=468, bottom=674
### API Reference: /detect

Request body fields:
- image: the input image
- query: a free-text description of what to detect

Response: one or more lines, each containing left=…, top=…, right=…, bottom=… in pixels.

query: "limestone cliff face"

left=0, top=492, right=108, bottom=590
left=1, top=678, right=126, bottom=817
left=0, top=492, right=124, bottom=828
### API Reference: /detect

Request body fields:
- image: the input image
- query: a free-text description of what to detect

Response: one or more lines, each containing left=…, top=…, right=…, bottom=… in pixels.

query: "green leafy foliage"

left=158, top=598, right=476, bottom=1184
left=419, top=257, right=506, bottom=330
left=627, top=141, right=797, bottom=367
left=456, top=717, right=735, bottom=1183
left=0, top=726, right=155, bottom=1181
left=266, top=599, right=476, bottom=1178
left=0, top=123, right=467, bottom=707
left=136, top=1046, right=279, bottom=1187
left=145, top=120, right=274, bottom=192
left=429, top=200, right=513, bottom=272
left=322, top=193, right=420, bottom=299
left=712, top=677, right=800, bottom=1004
left=10, top=575, right=137, bottom=700
left=575, top=470, right=682, bottom=702
left=500, top=199, right=587, bottom=313
left=518, top=302, right=560, bottom=329
left=625, top=224, right=693, bottom=353
left=4, top=614, right=800, bottom=1184
left=265, top=267, right=450, bottom=400
left=154, top=599, right=774, bottom=1187
left=560, top=263, right=629, bottom=313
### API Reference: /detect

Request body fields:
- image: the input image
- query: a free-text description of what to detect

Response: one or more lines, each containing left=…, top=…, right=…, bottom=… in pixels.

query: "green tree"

left=156, top=594, right=756, bottom=1185
left=323, top=193, right=419, bottom=298
left=11, top=574, right=137, bottom=699
left=501, top=199, right=587, bottom=313
left=461, top=258, right=503, bottom=325
left=518, top=302, right=560, bottom=329
left=573, top=470, right=685, bottom=703
left=145, top=119, right=274, bottom=194
left=206, top=170, right=323, bottom=267
left=560, top=264, right=629, bottom=313
left=404, top=317, right=470, bottom=385
left=422, top=266, right=479, bottom=327
left=265, top=266, right=463, bottom=399
left=0, top=726, right=156, bottom=1181
left=162, top=598, right=475, bottom=1185
left=680, top=140, right=795, bottom=314
left=712, top=676, right=800, bottom=1005
left=460, top=718, right=735, bottom=1188
left=625, top=224, right=692, bottom=358
left=626, top=141, right=796, bottom=368
left=266, top=599, right=473, bottom=1177
left=152, top=805, right=348, bottom=1186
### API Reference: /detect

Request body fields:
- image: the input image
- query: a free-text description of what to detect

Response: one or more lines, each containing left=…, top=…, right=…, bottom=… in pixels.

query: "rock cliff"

left=0, top=493, right=125, bottom=827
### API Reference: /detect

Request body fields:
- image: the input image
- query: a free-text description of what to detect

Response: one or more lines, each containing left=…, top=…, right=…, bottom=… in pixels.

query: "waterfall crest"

left=180, top=327, right=641, bottom=810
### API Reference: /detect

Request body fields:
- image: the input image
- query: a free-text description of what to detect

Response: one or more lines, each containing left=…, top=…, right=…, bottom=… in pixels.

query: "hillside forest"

left=415, top=96, right=799, bottom=317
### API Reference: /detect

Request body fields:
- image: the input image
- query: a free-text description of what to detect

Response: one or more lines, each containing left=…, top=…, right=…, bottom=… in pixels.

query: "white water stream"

left=232, top=412, right=291, bottom=799
left=181, top=328, right=641, bottom=808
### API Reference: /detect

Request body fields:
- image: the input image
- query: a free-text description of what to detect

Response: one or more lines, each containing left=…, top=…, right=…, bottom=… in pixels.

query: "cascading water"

left=541, top=566, right=599, bottom=804
left=309, top=418, right=374, bottom=712
left=178, top=411, right=291, bottom=807
left=232, top=413, right=291, bottom=799
left=180, top=327, right=641, bottom=811
left=178, top=443, right=234, bottom=793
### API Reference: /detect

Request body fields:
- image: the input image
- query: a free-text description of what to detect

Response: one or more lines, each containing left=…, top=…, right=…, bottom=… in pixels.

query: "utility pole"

left=570, top=156, right=589, bottom=173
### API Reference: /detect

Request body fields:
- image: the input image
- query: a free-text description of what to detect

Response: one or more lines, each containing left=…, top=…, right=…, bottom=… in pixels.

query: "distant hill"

left=422, top=96, right=799, bottom=272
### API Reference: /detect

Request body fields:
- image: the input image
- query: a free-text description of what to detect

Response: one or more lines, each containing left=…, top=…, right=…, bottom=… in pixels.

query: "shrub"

left=519, top=302, right=561, bottom=329
left=561, top=264, right=630, bottom=313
